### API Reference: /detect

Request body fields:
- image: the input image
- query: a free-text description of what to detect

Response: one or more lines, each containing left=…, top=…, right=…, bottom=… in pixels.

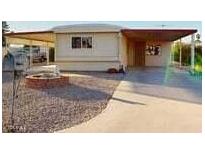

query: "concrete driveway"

left=59, top=67, right=202, bottom=133
left=121, top=67, right=202, bottom=104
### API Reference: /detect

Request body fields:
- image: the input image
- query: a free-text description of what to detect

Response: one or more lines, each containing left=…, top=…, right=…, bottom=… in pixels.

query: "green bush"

left=172, top=42, right=202, bottom=69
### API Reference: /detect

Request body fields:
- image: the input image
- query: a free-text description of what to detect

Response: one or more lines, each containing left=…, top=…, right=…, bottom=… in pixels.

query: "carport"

left=121, top=29, right=197, bottom=68
left=5, top=31, right=55, bottom=67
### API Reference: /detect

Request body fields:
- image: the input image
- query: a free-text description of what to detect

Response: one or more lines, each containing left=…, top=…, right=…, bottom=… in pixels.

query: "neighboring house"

left=5, top=24, right=197, bottom=71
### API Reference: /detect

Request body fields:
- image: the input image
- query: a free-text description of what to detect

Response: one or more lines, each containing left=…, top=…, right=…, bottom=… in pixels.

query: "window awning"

left=121, top=29, right=197, bottom=41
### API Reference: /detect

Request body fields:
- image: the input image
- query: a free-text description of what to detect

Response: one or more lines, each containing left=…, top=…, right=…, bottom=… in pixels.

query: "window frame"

left=145, top=44, right=162, bottom=56
left=71, top=37, right=82, bottom=49
left=71, top=35, right=93, bottom=49
left=82, top=37, right=92, bottom=49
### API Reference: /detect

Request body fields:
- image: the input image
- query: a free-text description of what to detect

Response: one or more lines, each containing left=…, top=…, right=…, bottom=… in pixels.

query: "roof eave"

left=4, top=30, right=54, bottom=36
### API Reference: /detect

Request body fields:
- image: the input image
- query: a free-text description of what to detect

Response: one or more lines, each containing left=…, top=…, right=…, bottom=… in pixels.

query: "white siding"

left=55, top=32, right=120, bottom=71
left=55, top=32, right=172, bottom=70
left=145, top=42, right=171, bottom=66
left=54, top=61, right=120, bottom=71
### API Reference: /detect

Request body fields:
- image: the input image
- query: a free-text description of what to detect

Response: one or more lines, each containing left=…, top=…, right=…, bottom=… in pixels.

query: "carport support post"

left=29, top=41, right=32, bottom=68
left=172, top=44, right=175, bottom=65
left=179, top=39, right=182, bottom=68
left=191, top=34, right=195, bottom=70
left=5, top=37, right=9, bottom=55
left=118, top=33, right=122, bottom=64
left=46, top=43, right=49, bottom=65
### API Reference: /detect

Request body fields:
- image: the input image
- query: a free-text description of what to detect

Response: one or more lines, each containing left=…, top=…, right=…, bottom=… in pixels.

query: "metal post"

left=10, top=56, right=16, bottom=130
left=172, top=42, right=175, bottom=66
left=5, top=37, right=8, bottom=51
left=118, top=32, right=124, bottom=70
left=29, top=41, right=32, bottom=68
left=170, top=42, right=174, bottom=65
left=179, top=39, right=182, bottom=68
left=11, top=70, right=16, bottom=128
left=46, top=43, right=49, bottom=65
left=191, top=34, right=195, bottom=70
left=172, top=46, right=175, bottom=65
left=5, top=41, right=8, bottom=55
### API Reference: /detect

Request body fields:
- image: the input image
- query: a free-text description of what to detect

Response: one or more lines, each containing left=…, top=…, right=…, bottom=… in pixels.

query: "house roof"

left=52, top=24, right=124, bottom=33
left=121, top=29, right=197, bottom=41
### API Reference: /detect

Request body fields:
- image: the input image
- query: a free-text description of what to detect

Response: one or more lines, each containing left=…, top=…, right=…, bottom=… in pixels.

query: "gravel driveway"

left=2, top=72, right=123, bottom=133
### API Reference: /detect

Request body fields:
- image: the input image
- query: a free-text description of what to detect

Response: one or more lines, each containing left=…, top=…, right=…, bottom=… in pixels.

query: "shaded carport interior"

left=121, top=29, right=197, bottom=68
left=4, top=31, right=55, bottom=65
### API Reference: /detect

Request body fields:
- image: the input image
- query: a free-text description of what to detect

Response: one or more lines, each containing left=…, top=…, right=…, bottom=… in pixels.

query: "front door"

left=134, top=42, right=146, bottom=66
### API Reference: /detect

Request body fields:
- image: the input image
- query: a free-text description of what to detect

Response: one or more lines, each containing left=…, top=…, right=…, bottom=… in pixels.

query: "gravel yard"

left=2, top=71, right=123, bottom=133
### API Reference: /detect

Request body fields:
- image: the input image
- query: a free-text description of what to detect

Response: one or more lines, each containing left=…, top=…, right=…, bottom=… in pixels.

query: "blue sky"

left=7, top=21, right=202, bottom=41
left=7, top=21, right=201, bottom=32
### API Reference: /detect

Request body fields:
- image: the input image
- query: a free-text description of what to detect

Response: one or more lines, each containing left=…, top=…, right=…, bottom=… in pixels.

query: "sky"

left=7, top=21, right=202, bottom=41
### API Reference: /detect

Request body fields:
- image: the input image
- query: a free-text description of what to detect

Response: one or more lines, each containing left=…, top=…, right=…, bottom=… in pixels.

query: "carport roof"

left=121, top=29, right=197, bottom=41
left=5, top=30, right=54, bottom=43
left=5, top=28, right=197, bottom=43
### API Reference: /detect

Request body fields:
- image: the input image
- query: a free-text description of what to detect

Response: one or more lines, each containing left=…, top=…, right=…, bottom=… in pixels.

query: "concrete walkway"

left=59, top=68, right=202, bottom=133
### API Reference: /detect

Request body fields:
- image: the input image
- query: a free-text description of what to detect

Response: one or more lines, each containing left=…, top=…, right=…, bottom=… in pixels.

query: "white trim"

left=29, top=40, right=32, bottom=68
left=46, top=42, right=49, bottom=65
left=54, top=33, right=57, bottom=62
left=179, top=39, right=182, bottom=67
left=70, top=34, right=94, bottom=50
left=191, top=34, right=195, bottom=69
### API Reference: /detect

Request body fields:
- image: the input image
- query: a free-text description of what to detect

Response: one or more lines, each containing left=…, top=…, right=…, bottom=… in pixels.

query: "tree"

left=172, top=40, right=202, bottom=68
left=2, top=21, right=10, bottom=47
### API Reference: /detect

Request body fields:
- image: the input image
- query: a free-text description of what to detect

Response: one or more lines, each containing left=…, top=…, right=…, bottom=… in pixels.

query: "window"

left=145, top=45, right=161, bottom=56
left=82, top=37, right=92, bottom=48
left=72, top=37, right=81, bottom=48
left=72, top=36, right=92, bottom=49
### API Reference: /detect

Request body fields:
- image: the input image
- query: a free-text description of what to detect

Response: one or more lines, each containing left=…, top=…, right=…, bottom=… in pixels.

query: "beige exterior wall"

left=127, top=41, right=172, bottom=67
left=145, top=41, right=171, bottom=66
left=119, top=33, right=128, bottom=69
left=53, top=61, right=119, bottom=71
left=127, top=41, right=135, bottom=66
left=55, top=32, right=120, bottom=71
left=55, top=31, right=172, bottom=71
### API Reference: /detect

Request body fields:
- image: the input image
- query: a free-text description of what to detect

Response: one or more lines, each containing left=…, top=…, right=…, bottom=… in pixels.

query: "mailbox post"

left=3, top=50, right=28, bottom=131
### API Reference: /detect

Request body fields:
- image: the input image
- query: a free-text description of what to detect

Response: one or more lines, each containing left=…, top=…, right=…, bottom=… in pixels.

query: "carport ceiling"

left=5, top=31, right=54, bottom=43
left=121, top=29, right=197, bottom=41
